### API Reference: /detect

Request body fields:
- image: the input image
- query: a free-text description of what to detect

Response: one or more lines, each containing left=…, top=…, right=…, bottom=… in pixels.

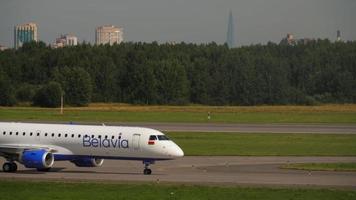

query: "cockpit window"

left=149, top=135, right=157, bottom=140
left=157, top=135, right=170, bottom=141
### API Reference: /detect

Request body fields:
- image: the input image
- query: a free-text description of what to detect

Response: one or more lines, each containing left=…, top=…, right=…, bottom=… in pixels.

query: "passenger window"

left=58, top=134, right=61, bottom=137
left=149, top=135, right=157, bottom=140
left=98, top=135, right=102, bottom=138
left=78, top=134, right=81, bottom=138
left=23, top=132, right=25, bottom=136
left=10, top=132, right=12, bottom=135
left=30, top=132, right=33, bottom=136
left=2, top=131, right=5, bottom=135
left=65, top=134, right=68, bottom=137
left=91, top=135, right=94, bottom=138
left=51, top=133, right=55, bottom=137
left=71, top=134, right=74, bottom=138
left=36, top=132, right=39, bottom=136
left=45, top=133, right=48, bottom=137
left=118, top=136, right=121, bottom=139
left=16, top=132, right=18, bottom=136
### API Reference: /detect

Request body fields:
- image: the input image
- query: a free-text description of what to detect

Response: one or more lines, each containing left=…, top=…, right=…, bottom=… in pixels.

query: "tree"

left=33, top=82, right=62, bottom=107
left=16, top=84, right=37, bottom=102
left=57, top=67, right=92, bottom=106
left=124, top=61, right=157, bottom=104
left=0, top=71, right=16, bottom=106
left=89, top=57, right=118, bottom=102
left=1, top=40, right=356, bottom=106
left=154, top=59, right=189, bottom=105
left=188, top=58, right=211, bottom=104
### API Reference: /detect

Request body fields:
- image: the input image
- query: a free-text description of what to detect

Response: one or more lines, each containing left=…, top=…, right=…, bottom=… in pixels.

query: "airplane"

left=0, top=122, right=184, bottom=175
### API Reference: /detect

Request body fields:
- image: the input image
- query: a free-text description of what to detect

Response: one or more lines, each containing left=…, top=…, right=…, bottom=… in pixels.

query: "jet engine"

left=71, top=157, right=104, bottom=167
left=21, top=149, right=54, bottom=169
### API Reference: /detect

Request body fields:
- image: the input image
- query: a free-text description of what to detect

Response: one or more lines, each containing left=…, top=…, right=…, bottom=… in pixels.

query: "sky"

left=0, top=0, right=355, bottom=47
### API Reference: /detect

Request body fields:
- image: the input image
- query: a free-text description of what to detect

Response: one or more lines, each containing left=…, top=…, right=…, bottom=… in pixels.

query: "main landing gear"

left=37, top=168, right=51, bottom=172
left=143, top=160, right=154, bottom=175
left=2, top=162, right=18, bottom=173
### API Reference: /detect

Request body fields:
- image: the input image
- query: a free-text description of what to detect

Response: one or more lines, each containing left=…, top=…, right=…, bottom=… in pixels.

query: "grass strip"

left=282, top=163, right=356, bottom=171
left=1, top=106, right=356, bottom=123
left=166, top=132, right=356, bottom=156
left=0, top=180, right=355, bottom=200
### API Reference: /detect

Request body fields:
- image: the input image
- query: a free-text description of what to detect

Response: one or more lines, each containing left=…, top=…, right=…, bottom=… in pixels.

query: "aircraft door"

left=132, top=134, right=141, bottom=151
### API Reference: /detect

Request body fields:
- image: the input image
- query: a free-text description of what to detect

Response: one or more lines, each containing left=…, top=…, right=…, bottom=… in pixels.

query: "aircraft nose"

left=164, top=143, right=184, bottom=158
left=173, top=145, right=184, bottom=158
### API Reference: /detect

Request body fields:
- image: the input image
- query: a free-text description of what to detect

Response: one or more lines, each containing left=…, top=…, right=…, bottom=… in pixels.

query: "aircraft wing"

left=0, top=144, right=58, bottom=154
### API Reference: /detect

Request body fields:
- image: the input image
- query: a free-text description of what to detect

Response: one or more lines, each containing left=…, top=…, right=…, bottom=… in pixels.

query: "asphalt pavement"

left=1, top=156, right=356, bottom=188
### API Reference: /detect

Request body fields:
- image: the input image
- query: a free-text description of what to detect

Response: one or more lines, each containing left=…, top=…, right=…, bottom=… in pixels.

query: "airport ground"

left=1, top=131, right=355, bottom=199
left=0, top=104, right=355, bottom=199
left=1, top=156, right=356, bottom=187
left=1, top=179, right=355, bottom=200
left=166, top=132, right=356, bottom=156
left=1, top=104, right=356, bottom=124
left=1, top=157, right=356, bottom=200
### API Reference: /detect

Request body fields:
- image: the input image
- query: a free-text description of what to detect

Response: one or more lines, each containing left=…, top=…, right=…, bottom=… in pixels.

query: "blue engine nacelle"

left=71, top=157, right=104, bottom=167
left=21, top=149, right=54, bottom=169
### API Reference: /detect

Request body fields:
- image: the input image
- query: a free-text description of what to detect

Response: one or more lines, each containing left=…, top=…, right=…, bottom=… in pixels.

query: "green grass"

left=0, top=180, right=355, bottom=200
left=282, top=163, right=356, bottom=171
left=166, top=132, right=356, bottom=156
left=1, top=107, right=356, bottom=123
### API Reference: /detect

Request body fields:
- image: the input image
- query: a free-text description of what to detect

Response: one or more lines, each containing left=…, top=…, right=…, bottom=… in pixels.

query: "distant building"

left=52, top=34, right=78, bottom=48
left=280, top=33, right=297, bottom=46
left=0, top=45, right=8, bottom=51
left=95, top=25, right=123, bottom=45
left=166, top=41, right=177, bottom=45
left=336, top=30, right=342, bottom=42
left=298, top=38, right=313, bottom=45
left=280, top=33, right=314, bottom=46
left=226, top=10, right=235, bottom=48
left=14, top=23, right=38, bottom=49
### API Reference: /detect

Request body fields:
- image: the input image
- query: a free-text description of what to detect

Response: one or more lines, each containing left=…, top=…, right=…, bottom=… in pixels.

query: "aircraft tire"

left=37, top=167, right=51, bottom=172
left=3, top=162, right=17, bottom=172
left=10, top=162, right=17, bottom=172
left=143, top=168, right=152, bottom=175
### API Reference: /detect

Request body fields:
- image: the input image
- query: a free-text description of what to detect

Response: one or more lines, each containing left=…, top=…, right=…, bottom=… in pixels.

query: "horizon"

left=1, top=0, right=355, bottom=47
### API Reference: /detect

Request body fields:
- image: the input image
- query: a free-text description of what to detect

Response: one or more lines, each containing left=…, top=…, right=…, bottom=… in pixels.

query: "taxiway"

left=1, top=156, right=356, bottom=188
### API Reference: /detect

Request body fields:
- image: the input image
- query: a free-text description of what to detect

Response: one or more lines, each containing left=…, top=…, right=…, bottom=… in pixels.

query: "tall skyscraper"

left=337, top=30, right=342, bottom=42
left=226, top=11, right=235, bottom=48
left=95, top=25, right=123, bottom=45
left=14, top=23, right=38, bottom=49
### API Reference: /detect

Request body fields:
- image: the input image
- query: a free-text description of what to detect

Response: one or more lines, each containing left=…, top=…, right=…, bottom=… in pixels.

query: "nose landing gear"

left=143, top=160, right=155, bottom=175
left=143, top=168, right=152, bottom=175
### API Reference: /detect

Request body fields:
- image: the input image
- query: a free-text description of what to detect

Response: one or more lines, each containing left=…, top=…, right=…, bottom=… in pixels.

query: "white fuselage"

left=0, top=122, right=184, bottom=161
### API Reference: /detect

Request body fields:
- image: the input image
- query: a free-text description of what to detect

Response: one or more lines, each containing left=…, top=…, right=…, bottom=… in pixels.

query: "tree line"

left=0, top=40, right=355, bottom=107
